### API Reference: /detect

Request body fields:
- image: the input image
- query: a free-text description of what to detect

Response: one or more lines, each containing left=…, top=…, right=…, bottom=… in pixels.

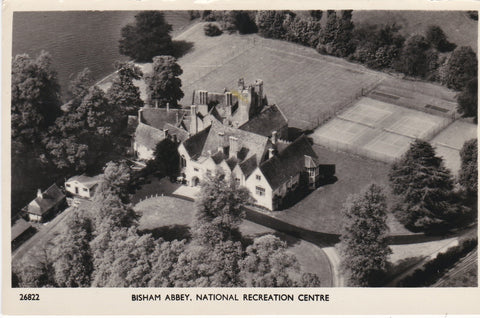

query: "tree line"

left=13, top=163, right=321, bottom=288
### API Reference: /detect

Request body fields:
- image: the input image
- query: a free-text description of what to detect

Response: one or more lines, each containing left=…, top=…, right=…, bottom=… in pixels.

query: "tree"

left=457, top=78, right=478, bottom=120
left=65, top=68, right=93, bottom=110
left=425, top=25, right=456, bottom=52
left=146, top=138, right=180, bottom=179
left=309, top=10, right=323, bottom=21
left=389, top=140, right=461, bottom=233
left=443, top=46, right=477, bottom=90
left=14, top=247, right=57, bottom=287
left=339, top=184, right=391, bottom=287
left=255, top=11, right=293, bottom=39
left=106, top=61, right=144, bottom=116
left=204, top=23, right=222, bottom=36
left=459, top=139, right=478, bottom=195
left=148, top=239, right=187, bottom=287
left=12, top=51, right=62, bottom=144
left=193, top=172, right=251, bottom=245
left=395, top=35, right=431, bottom=77
left=145, top=55, right=184, bottom=107
left=240, top=234, right=300, bottom=287
left=333, top=10, right=355, bottom=57
left=119, top=11, right=173, bottom=62
left=171, top=240, right=244, bottom=287
left=232, top=11, right=258, bottom=34
left=318, top=10, right=338, bottom=52
left=96, top=160, right=132, bottom=203
left=51, top=210, right=93, bottom=287
left=92, top=227, right=157, bottom=287
left=282, top=15, right=322, bottom=47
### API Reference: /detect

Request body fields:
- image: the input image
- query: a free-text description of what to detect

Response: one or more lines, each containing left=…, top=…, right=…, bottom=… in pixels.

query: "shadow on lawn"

left=139, top=224, right=191, bottom=241
left=172, top=40, right=194, bottom=58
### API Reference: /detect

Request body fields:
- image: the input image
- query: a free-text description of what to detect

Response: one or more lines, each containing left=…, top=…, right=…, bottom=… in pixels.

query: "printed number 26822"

left=20, top=294, right=40, bottom=301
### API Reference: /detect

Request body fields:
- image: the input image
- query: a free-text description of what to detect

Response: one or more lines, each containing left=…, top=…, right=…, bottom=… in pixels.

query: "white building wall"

left=245, top=167, right=273, bottom=210
left=134, top=142, right=155, bottom=161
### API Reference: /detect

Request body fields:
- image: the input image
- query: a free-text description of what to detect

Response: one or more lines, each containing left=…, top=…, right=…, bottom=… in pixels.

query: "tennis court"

left=312, top=97, right=453, bottom=163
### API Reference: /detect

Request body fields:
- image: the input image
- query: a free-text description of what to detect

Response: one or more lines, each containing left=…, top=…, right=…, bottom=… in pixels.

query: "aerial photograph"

left=10, top=10, right=478, bottom=288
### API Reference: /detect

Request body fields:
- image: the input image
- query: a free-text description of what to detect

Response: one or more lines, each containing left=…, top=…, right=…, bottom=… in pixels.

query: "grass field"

left=353, top=11, right=478, bottom=52
left=272, top=144, right=410, bottom=235
left=135, top=22, right=385, bottom=130
left=312, top=97, right=451, bottom=162
left=431, top=120, right=478, bottom=174
left=135, top=196, right=333, bottom=286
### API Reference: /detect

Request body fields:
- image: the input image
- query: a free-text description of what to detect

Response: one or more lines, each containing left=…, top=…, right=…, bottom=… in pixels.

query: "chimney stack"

left=229, top=136, right=239, bottom=159
left=271, top=131, right=278, bottom=145
left=190, top=105, right=198, bottom=134
left=268, top=147, right=275, bottom=159
left=37, top=189, right=43, bottom=199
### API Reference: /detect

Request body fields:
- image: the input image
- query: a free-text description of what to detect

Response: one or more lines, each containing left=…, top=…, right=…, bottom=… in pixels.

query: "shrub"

left=397, top=238, right=478, bottom=287
left=204, top=23, right=222, bottom=37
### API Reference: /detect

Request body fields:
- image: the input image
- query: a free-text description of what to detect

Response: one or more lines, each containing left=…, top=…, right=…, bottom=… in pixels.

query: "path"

left=12, top=207, right=73, bottom=263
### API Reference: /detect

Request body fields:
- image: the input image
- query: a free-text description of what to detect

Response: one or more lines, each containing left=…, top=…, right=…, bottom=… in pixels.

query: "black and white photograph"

left=3, top=0, right=480, bottom=315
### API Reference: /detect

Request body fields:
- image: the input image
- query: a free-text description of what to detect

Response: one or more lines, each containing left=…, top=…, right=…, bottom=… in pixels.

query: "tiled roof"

left=11, top=219, right=32, bottom=241
left=24, top=184, right=66, bottom=216
left=201, top=121, right=269, bottom=165
left=66, top=174, right=104, bottom=188
left=182, top=126, right=211, bottom=158
left=164, top=123, right=190, bottom=142
left=239, top=104, right=288, bottom=137
left=260, top=135, right=318, bottom=190
left=134, top=123, right=165, bottom=150
left=139, top=107, right=186, bottom=130
left=238, top=156, right=258, bottom=178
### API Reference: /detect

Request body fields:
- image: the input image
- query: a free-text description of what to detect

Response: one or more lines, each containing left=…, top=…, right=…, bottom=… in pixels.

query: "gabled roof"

left=134, top=123, right=165, bottom=150
left=164, top=123, right=190, bottom=142
left=239, top=104, right=288, bottom=137
left=200, top=121, right=269, bottom=165
left=66, top=174, right=103, bottom=188
left=11, top=219, right=33, bottom=241
left=139, top=107, right=186, bottom=130
left=24, top=184, right=65, bottom=216
left=260, top=135, right=319, bottom=190
left=239, top=155, right=258, bottom=178
left=182, top=126, right=211, bottom=159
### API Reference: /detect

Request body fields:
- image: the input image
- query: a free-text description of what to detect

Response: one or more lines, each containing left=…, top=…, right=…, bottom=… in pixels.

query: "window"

left=255, top=186, right=265, bottom=196
left=194, top=167, right=199, bottom=172
left=308, top=168, right=316, bottom=177
left=83, top=188, right=88, bottom=192
left=181, top=155, right=187, bottom=168
left=206, top=169, right=212, bottom=175
left=66, top=184, right=71, bottom=188
left=256, top=175, right=261, bottom=181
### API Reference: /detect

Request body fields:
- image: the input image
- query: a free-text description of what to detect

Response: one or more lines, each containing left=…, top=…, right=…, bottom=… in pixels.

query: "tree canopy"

left=119, top=11, right=173, bottom=62
left=145, top=55, right=184, bottom=107
left=389, top=140, right=462, bottom=233
left=339, top=184, right=391, bottom=286
left=457, top=78, right=478, bottom=120
left=106, top=61, right=144, bottom=116
left=443, top=46, right=478, bottom=91
left=459, top=138, right=478, bottom=195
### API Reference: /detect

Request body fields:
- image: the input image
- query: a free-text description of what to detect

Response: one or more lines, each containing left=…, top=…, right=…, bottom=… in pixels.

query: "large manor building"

left=176, top=79, right=335, bottom=211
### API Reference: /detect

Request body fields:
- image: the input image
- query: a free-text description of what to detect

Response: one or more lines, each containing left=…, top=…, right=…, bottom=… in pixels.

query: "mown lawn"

left=272, top=144, right=411, bottom=235
left=135, top=196, right=333, bottom=286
